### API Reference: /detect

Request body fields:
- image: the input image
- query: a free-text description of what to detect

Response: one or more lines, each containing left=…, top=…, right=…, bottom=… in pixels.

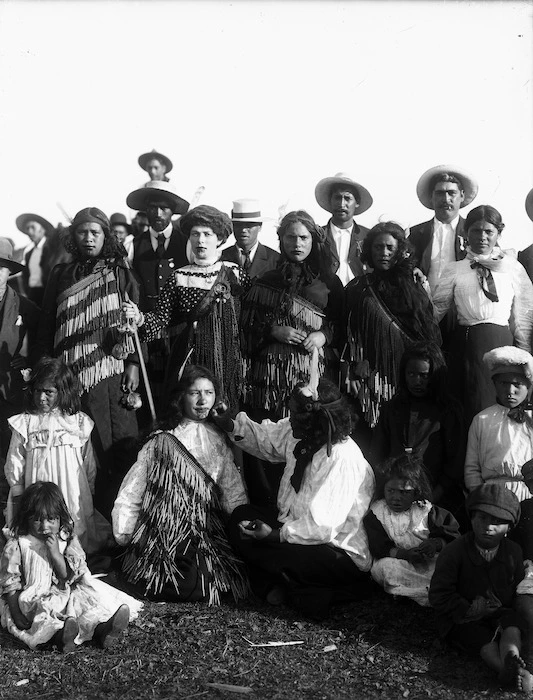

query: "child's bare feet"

left=500, top=651, right=521, bottom=688
left=93, top=604, right=130, bottom=648
left=59, top=617, right=79, bottom=653
left=517, top=665, right=533, bottom=693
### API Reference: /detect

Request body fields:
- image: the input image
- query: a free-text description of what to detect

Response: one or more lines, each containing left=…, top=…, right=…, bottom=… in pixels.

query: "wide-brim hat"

left=526, top=188, right=533, bottom=222
left=126, top=180, right=189, bottom=216
left=315, top=172, right=373, bottom=215
left=483, top=346, right=533, bottom=382
left=138, top=149, right=173, bottom=174
left=110, top=212, right=131, bottom=232
left=15, top=213, right=55, bottom=236
left=231, top=199, right=266, bottom=223
left=0, top=237, right=25, bottom=274
left=466, top=483, right=520, bottom=525
left=416, top=164, right=478, bottom=209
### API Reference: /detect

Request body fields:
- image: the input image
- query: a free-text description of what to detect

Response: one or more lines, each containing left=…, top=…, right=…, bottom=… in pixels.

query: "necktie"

left=470, top=261, right=499, bottom=302
left=242, top=250, right=251, bottom=271
left=156, top=233, right=166, bottom=259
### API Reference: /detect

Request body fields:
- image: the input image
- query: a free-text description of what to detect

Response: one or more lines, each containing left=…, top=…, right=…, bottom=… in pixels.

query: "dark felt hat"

left=0, top=237, right=25, bottom=274
left=110, top=212, right=131, bottom=232
left=126, top=180, right=189, bottom=216
left=466, top=483, right=521, bottom=525
left=16, top=213, right=55, bottom=236
left=138, top=149, right=173, bottom=174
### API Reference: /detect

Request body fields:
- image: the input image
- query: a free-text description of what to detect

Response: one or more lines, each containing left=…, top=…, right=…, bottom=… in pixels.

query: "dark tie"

left=242, top=250, right=251, bottom=272
left=156, top=233, right=166, bottom=259
left=470, top=261, right=499, bottom=302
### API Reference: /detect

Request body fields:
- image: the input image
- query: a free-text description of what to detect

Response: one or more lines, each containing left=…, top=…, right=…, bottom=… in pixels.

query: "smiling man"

left=315, top=172, right=373, bottom=286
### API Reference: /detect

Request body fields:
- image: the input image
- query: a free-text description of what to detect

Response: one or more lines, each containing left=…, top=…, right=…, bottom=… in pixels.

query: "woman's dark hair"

left=179, top=205, right=233, bottom=243
left=374, top=454, right=432, bottom=503
left=464, top=204, right=505, bottom=236
left=64, top=215, right=127, bottom=260
left=291, top=378, right=356, bottom=445
left=25, top=357, right=81, bottom=415
left=157, top=365, right=220, bottom=431
left=11, top=481, right=74, bottom=538
left=399, top=342, right=449, bottom=405
left=360, top=221, right=414, bottom=269
left=277, top=210, right=333, bottom=276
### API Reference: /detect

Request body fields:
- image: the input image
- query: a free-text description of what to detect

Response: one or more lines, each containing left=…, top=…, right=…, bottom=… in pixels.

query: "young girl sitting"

left=112, top=365, right=248, bottom=604
left=364, top=454, right=460, bottom=606
left=4, top=357, right=112, bottom=554
left=0, top=482, right=141, bottom=651
left=429, top=483, right=532, bottom=693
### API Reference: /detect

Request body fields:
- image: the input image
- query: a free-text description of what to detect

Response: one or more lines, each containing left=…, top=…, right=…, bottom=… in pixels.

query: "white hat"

left=231, top=199, right=265, bottom=223
left=315, top=172, right=373, bottom=215
left=416, top=164, right=478, bottom=210
left=483, top=346, right=533, bottom=381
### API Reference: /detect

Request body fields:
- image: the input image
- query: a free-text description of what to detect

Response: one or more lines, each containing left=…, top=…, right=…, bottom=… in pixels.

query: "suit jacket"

left=221, top=242, right=279, bottom=280
left=518, top=244, right=533, bottom=283
left=407, top=217, right=467, bottom=277
left=323, top=219, right=370, bottom=279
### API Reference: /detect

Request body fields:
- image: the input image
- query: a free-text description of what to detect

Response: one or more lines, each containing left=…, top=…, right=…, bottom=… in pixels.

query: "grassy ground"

left=0, top=583, right=528, bottom=700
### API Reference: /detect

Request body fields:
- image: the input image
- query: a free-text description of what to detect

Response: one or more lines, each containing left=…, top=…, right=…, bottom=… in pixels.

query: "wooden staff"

left=125, top=293, right=156, bottom=422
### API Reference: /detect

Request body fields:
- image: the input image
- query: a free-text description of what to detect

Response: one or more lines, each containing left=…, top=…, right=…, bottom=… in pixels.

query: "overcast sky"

left=0, top=0, right=531, bottom=253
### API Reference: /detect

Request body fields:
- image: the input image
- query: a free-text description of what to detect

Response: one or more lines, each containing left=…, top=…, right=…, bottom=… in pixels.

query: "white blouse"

left=230, top=413, right=375, bottom=572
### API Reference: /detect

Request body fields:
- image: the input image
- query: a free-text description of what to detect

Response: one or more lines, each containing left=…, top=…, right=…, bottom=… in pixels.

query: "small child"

left=364, top=454, right=460, bottom=606
left=429, top=483, right=532, bottom=692
left=0, top=482, right=141, bottom=651
left=4, top=357, right=112, bottom=554
left=465, top=345, right=533, bottom=503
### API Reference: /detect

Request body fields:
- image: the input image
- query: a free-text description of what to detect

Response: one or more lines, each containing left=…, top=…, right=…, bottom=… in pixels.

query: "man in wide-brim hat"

left=315, top=172, right=373, bottom=285
left=138, top=149, right=173, bottom=183
left=15, top=212, right=56, bottom=306
left=518, top=188, right=533, bottom=283
left=221, top=199, right=279, bottom=280
left=407, top=164, right=478, bottom=292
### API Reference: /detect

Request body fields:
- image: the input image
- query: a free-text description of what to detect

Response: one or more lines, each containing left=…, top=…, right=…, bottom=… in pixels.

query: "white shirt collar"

left=433, top=214, right=459, bottom=232
left=239, top=240, right=259, bottom=262
left=149, top=223, right=173, bottom=242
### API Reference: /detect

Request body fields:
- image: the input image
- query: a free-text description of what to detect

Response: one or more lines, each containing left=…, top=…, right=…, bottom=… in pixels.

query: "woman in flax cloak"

left=34, top=208, right=140, bottom=517
left=344, top=221, right=441, bottom=429
left=112, top=365, right=248, bottom=604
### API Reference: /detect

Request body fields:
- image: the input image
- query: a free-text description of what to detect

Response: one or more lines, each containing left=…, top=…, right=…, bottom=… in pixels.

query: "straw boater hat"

left=0, top=238, right=25, bottom=275
left=315, top=172, right=373, bottom=215
left=466, top=483, right=520, bottom=525
left=15, top=213, right=54, bottom=236
left=231, top=199, right=266, bottom=223
left=126, top=180, right=189, bottom=216
left=483, top=346, right=533, bottom=382
left=138, top=149, right=173, bottom=174
left=526, top=188, right=533, bottom=222
left=416, top=164, right=478, bottom=209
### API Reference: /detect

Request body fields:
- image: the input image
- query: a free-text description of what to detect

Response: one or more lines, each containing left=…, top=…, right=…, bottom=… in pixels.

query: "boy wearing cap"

left=429, top=483, right=531, bottom=692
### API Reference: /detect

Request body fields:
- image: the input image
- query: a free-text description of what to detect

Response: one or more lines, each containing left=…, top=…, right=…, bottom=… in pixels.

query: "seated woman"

left=241, top=210, right=343, bottom=419
left=433, top=205, right=533, bottom=423
left=112, top=366, right=249, bottom=604
left=122, top=205, right=249, bottom=414
left=344, top=221, right=441, bottom=429
left=213, top=376, right=375, bottom=619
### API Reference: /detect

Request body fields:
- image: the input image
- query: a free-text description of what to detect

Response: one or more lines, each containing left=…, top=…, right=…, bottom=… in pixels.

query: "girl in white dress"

left=4, top=358, right=112, bottom=554
left=0, top=482, right=141, bottom=651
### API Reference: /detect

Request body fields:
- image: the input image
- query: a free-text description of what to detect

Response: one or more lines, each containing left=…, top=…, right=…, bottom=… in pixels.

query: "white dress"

left=0, top=533, right=143, bottom=649
left=5, top=411, right=112, bottom=554
left=112, top=420, right=248, bottom=545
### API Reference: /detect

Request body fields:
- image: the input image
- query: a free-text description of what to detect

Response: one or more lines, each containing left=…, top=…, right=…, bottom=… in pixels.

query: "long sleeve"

left=4, top=427, right=26, bottom=497
left=0, top=539, right=23, bottom=594
left=231, top=412, right=292, bottom=464
left=510, top=261, right=533, bottom=350
left=111, top=443, right=150, bottom=545
left=32, top=263, right=62, bottom=362
left=64, top=535, right=89, bottom=582
left=213, top=439, right=249, bottom=515
left=428, top=540, right=472, bottom=626
left=432, top=263, right=457, bottom=322
left=427, top=506, right=461, bottom=543
left=82, top=440, right=97, bottom=496
left=464, top=416, right=484, bottom=492
left=321, top=274, right=345, bottom=349
left=140, top=273, right=180, bottom=342
left=364, top=510, right=395, bottom=559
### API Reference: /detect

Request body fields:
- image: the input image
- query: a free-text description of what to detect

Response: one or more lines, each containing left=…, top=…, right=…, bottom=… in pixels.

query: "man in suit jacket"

left=15, top=213, right=56, bottom=306
left=518, top=188, right=533, bottom=282
left=314, top=172, right=373, bottom=286
left=407, top=164, right=478, bottom=292
left=221, top=199, right=279, bottom=279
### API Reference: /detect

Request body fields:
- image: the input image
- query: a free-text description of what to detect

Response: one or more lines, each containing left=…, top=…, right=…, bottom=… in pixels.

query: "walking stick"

left=124, top=293, right=157, bottom=423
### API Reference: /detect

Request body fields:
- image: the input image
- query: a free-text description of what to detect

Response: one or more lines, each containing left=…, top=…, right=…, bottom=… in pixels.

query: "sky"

left=0, top=0, right=532, bottom=254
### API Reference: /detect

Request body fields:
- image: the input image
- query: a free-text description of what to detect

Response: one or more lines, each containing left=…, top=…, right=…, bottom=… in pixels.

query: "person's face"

left=288, top=396, right=312, bottom=439
left=146, top=158, right=167, bottom=181
left=405, top=358, right=431, bottom=398
left=189, top=225, right=220, bottom=261
left=471, top=510, right=510, bottom=549
left=145, top=200, right=173, bottom=232
left=182, top=378, right=216, bottom=422
left=493, top=372, right=529, bottom=409
left=467, top=219, right=500, bottom=256
left=233, top=222, right=261, bottom=252
left=112, top=224, right=129, bottom=244
left=384, top=478, right=417, bottom=513
left=28, top=510, right=61, bottom=540
left=330, top=188, right=359, bottom=226
left=371, top=233, right=398, bottom=270
left=25, top=221, right=46, bottom=245
left=33, top=381, right=59, bottom=414
left=430, top=181, right=465, bottom=223
left=74, top=222, right=105, bottom=258
left=281, top=222, right=313, bottom=263
left=0, top=266, right=11, bottom=290
left=133, top=213, right=149, bottom=235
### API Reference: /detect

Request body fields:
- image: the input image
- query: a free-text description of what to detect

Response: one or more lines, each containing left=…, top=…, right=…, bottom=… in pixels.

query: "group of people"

left=1, top=152, right=533, bottom=692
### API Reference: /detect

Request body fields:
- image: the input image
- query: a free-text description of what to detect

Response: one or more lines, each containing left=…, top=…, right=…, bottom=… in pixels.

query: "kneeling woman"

left=112, top=366, right=249, bottom=604
left=213, top=377, right=375, bottom=617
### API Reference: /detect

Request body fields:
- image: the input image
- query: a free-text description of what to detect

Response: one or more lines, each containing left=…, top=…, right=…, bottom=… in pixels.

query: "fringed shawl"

left=121, top=431, right=248, bottom=604
left=54, top=264, right=134, bottom=394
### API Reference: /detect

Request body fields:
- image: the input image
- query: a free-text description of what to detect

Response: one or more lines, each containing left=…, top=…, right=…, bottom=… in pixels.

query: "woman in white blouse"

left=212, top=378, right=375, bottom=619
left=432, top=205, right=533, bottom=423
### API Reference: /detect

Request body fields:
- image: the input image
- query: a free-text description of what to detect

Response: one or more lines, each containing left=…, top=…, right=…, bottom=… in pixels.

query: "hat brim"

left=526, top=188, right=533, bottom=222
left=467, top=502, right=516, bottom=523
left=416, top=164, right=478, bottom=210
left=315, top=177, right=373, bottom=215
left=126, top=188, right=189, bottom=216
left=0, top=257, right=24, bottom=275
left=138, top=151, right=173, bottom=174
left=231, top=217, right=267, bottom=224
left=16, top=213, right=55, bottom=236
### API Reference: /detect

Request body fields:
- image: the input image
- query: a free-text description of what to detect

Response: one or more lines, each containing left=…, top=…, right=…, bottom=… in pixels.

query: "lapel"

left=324, top=221, right=340, bottom=267
left=249, top=243, right=268, bottom=278
left=222, top=245, right=242, bottom=266
left=0, top=287, right=23, bottom=357
left=455, top=216, right=467, bottom=260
